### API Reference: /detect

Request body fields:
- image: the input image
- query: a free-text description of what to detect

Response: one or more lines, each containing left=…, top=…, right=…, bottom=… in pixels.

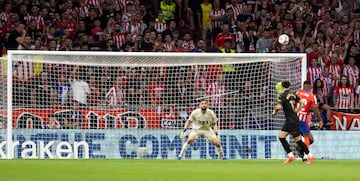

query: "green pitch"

left=1, top=159, right=359, bottom=181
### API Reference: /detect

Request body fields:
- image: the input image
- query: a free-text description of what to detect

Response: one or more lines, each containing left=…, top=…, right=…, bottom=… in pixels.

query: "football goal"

left=0, top=51, right=306, bottom=159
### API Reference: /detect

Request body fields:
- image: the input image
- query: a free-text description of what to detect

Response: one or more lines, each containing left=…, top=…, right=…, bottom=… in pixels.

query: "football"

left=136, top=147, right=149, bottom=158
left=278, top=34, right=289, bottom=45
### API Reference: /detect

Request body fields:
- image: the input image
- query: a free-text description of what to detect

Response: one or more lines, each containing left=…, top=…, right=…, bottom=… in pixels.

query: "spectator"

left=160, top=0, right=176, bottom=22
left=30, top=71, right=54, bottom=108
left=210, top=0, right=225, bottom=47
left=199, top=0, right=212, bottom=42
left=154, top=12, right=167, bottom=33
left=307, top=57, right=322, bottom=85
left=44, top=114, right=61, bottom=129
left=147, top=72, right=165, bottom=108
left=105, top=75, right=127, bottom=107
left=53, top=73, right=71, bottom=107
left=243, top=27, right=258, bottom=52
left=313, top=78, right=333, bottom=126
left=256, top=28, right=273, bottom=53
left=355, top=81, right=360, bottom=113
left=333, top=75, right=354, bottom=113
left=214, top=24, right=234, bottom=49
left=70, top=66, right=90, bottom=106
left=326, top=53, right=343, bottom=87
left=88, top=74, right=100, bottom=107
left=126, top=68, right=143, bottom=107
left=62, top=101, right=83, bottom=129
left=139, top=30, right=155, bottom=52
left=343, top=56, right=359, bottom=88
left=5, top=23, right=26, bottom=50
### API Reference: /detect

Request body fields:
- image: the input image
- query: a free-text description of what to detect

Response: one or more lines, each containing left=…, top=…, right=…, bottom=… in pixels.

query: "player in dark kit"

left=273, top=81, right=315, bottom=164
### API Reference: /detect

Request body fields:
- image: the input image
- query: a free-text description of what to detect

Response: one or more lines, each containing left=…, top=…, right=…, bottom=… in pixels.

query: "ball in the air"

left=278, top=34, right=289, bottom=45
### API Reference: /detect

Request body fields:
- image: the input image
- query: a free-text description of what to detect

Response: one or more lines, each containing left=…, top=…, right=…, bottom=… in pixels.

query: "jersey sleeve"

left=209, top=110, right=218, bottom=125
left=189, top=110, right=196, bottom=122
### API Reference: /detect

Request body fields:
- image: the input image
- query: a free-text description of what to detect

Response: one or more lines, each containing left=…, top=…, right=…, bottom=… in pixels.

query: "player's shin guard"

left=279, top=138, right=292, bottom=153
left=179, top=143, right=190, bottom=157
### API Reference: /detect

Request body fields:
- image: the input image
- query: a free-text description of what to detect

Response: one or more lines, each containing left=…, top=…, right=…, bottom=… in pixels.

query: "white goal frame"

left=5, top=50, right=307, bottom=159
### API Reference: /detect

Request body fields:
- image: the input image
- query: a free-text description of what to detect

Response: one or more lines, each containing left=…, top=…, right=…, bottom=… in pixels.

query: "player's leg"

left=209, top=137, right=226, bottom=159
left=279, top=123, right=297, bottom=163
left=300, top=120, right=311, bottom=148
left=205, top=131, right=226, bottom=159
left=293, top=133, right=315, bottom=164
left=178, top=131, right=197, bottom=159
left=278, top=130, right=295, bottom=163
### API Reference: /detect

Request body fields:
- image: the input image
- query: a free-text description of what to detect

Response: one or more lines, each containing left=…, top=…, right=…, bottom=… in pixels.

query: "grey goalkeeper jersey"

left=189, top=108, right=218, bottom=131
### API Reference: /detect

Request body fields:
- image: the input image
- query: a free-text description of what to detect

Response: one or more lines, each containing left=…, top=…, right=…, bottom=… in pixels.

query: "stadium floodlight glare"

left=2, top=51, right=306, bottom=159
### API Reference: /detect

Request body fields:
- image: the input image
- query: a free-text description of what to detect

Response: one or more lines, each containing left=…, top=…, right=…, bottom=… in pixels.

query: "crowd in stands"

left=1, top=0, right=360, bottom=129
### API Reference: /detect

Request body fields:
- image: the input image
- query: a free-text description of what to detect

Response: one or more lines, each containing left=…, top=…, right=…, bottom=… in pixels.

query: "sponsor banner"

left=0, top=130, right=360, bottom=159
left=0, top=130, right=282, bottom=159
left=329, top=111, right=360, bottom=131
left=0, top=108, right=170, bottom=129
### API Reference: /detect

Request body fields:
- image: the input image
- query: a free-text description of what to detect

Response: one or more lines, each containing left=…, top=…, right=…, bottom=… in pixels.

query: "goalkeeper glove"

left=179, top=129, right=187, bottom=139
left=215, top=132, right=221, bottom=142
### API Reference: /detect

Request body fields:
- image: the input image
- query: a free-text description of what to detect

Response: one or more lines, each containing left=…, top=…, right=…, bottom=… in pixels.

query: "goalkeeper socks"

left=179, top=143, right=190, bottom=157
left=296, top=140, right=309, bottom=154
left=216, top=146, right=224, bottom=158
left=279, top=137, right=291, bottom=153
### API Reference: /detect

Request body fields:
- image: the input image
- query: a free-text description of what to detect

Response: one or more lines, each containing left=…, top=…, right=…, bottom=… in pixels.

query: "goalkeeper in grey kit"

left=177, top=99, right=228, bottom=160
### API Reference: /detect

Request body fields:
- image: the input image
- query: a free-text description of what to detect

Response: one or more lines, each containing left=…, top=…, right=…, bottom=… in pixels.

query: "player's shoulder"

left=192, top=108, right=202, bottom=114
left=206, top=109, right=216, bottom=115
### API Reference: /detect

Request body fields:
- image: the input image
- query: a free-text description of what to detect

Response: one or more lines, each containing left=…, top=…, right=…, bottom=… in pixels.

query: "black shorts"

left=281, top=122, right=301, bottom=137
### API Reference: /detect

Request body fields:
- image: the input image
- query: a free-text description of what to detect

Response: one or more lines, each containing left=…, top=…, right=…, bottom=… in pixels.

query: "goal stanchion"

left=2, top=51, right=306, bottom=159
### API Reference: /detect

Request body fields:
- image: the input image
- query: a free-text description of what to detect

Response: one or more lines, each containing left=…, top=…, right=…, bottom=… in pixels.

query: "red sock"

left=304, top=136, right=310, bottom=148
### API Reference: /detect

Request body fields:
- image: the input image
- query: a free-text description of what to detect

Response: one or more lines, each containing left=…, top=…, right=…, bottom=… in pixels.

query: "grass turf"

left=0, top=159, right=359, bottom=181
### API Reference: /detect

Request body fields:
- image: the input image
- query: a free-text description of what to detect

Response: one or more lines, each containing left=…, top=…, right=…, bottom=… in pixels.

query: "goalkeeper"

left=177, top=98, right=227, bottom=160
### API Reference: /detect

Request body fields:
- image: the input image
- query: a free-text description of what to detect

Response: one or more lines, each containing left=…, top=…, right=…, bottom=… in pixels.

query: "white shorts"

left=189, top=129, right=216, bottom=141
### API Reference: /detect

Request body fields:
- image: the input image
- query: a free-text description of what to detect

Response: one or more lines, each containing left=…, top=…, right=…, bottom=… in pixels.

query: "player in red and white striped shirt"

left=210, top=0, right=225, bottom=45
left=112, top=23, right=126, bottom=50
left=319, top=67, right=335, bottom=96
left=27, top=5, right=44, bottom=31
left=343, top=57, right=359, bottom=89
left=307, top=58, right=322, bottom=85
left=106, top=76, right=126, bottom=106
left=206, top=74, right=226, bottom=107
left=226, top=0, right=242, bottom=22
left=296, top=81, right=323, bottom=149
left=326, top=54, right=343, bottom=87
left=333, top=75, right=354, bottom=112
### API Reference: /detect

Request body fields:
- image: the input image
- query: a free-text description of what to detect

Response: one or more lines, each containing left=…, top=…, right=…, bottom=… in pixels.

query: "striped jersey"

left=296, top=90, right=318, bottom=121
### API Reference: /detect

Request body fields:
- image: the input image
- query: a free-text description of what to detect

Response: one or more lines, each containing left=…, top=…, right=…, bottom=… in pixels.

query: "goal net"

left=1, top=51, right=306, bottom=159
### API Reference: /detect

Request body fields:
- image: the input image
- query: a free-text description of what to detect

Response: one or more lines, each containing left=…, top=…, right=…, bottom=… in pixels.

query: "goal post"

left=2, top=51, right=307, bottom=159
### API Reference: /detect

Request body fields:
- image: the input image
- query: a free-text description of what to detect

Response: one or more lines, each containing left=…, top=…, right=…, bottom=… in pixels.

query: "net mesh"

left=1, top=52, right=305, bottom=159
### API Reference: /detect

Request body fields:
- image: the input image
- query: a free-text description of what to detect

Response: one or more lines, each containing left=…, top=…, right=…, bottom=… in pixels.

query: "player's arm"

left=273, top=101, right=282, bottom=115
left=295, top=99, right=305, bottom=113
left=212, top=121, right=221, bottom=141
left=179, top=119, right=192, bottom=139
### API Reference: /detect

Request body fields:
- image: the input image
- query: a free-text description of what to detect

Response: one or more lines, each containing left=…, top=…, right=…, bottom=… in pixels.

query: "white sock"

left=216, top=146, right=224, bottom=158
left=288, top=152, right=294, bottom=157
left=179, top=143, right=190, bottom=157
left=307, top=153, right=313, bottom=157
